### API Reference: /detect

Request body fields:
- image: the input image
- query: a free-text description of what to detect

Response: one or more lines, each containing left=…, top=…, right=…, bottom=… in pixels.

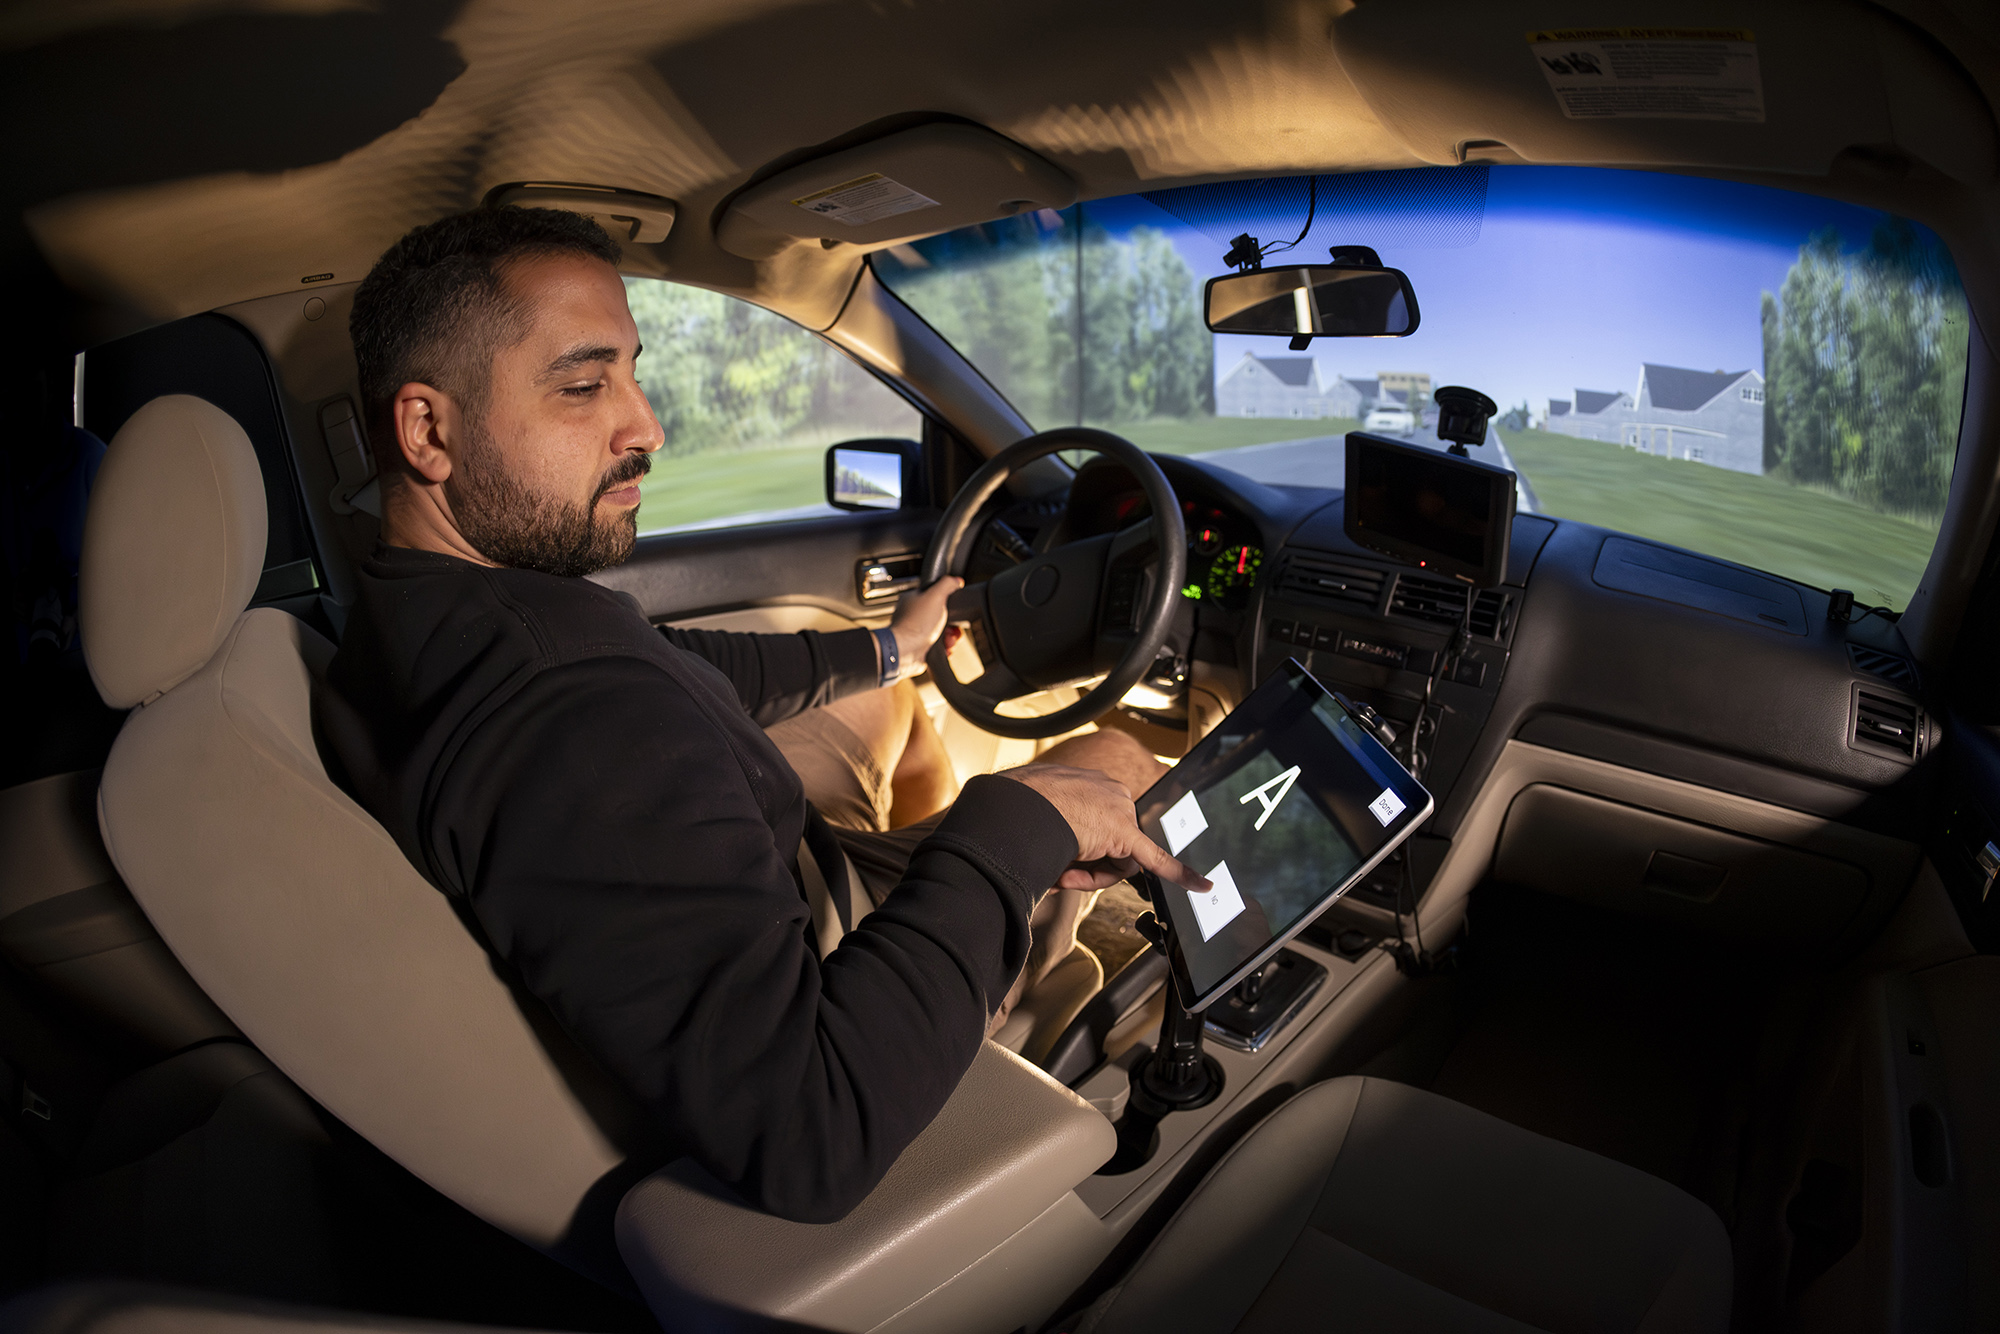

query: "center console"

left=1248, top=510, right=1555, bottom=916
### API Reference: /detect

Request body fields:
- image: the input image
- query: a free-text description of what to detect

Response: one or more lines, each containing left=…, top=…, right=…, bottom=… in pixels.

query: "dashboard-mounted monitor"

left=1344, top=432, right=1516, bottom=588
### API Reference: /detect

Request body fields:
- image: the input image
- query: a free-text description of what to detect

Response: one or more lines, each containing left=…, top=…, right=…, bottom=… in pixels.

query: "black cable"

left=1413, top=590, right=1471, bottom=779
left=1259, top=176, right=1318, bottom=262
left=1389, top=591, right=1473, bottom=973
left=1400, top=842, right=1427, bottom=964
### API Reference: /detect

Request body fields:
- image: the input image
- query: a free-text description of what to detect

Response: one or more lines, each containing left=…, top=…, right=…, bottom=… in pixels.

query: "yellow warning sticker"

left=791, top=172, right=940, bottom=227
left=1527, top=28, right=1763, bottom=122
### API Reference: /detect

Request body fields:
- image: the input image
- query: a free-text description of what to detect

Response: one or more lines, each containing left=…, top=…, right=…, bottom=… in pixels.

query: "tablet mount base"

left=1128, top=905, right=1223, bottom=1114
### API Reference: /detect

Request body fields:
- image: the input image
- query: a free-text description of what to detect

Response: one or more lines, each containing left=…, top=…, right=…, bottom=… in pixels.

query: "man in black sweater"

left=314, top=207, right=1203, bottom=1223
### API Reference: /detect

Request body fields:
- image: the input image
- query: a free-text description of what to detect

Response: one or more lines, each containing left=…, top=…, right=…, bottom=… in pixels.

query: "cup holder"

left=1097, top=1112, right=1161, bottom=1176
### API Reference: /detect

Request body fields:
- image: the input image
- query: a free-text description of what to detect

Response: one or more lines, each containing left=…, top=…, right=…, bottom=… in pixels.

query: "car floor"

left=1352, top=883, right=1819, bottom=1240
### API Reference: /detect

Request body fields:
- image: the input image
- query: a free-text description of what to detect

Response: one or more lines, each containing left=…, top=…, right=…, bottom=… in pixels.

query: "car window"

left=873, top=168, right=1969, bottom=612
left=624, top=279, right=921, bottom=533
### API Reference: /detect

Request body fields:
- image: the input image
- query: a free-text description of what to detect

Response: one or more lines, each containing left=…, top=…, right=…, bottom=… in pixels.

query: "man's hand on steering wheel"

left=921, top=427, right=1187, bottom=739
left=887, top=575, right=962, bottom=677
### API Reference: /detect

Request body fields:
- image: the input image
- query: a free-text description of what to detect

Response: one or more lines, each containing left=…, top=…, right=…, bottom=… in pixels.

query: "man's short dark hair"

left=350, top=207, right=621, bottom=466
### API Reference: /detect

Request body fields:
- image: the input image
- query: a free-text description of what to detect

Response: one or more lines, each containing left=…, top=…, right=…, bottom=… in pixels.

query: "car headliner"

left=3, top=0, right=1996, bottom=360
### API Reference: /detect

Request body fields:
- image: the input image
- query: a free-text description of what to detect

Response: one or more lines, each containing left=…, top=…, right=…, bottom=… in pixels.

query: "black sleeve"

left=658, top=625, right=879, bottom=725
left=431, top=657, right=1077, bottom=1223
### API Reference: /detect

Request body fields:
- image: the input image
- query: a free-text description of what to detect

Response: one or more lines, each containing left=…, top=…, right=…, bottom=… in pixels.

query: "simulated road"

left=1195, top=426, right=1540, bottom=513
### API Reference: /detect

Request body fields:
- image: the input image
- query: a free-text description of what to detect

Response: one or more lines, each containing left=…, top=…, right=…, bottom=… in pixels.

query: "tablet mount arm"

left=1131, top=883, right=1224, bottom=1114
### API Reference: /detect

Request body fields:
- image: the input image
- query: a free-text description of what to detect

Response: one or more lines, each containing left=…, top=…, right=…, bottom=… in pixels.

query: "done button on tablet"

left=1368, top=787, right=1407, bottom=826
left=1189, top=860, right=1247, bottom=941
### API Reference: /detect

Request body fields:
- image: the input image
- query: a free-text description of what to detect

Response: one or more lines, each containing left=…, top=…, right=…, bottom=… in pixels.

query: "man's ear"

left=391, top=383, right=458, bottom=485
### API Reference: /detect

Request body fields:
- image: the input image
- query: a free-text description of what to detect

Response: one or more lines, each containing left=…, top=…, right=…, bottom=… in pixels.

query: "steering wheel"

left=922, top=427, right=1186, bottom=740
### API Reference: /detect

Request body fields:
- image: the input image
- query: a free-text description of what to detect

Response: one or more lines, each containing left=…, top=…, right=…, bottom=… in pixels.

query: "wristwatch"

left=873, top=626, right=901, bottom=688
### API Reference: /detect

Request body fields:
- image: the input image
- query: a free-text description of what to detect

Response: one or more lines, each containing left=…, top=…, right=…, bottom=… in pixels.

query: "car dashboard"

left=1035, top=447, right=1937, bottom=937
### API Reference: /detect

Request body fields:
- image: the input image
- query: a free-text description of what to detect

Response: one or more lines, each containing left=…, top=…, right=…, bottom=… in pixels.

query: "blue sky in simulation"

left=1085, top=167, right=1927, bottom=419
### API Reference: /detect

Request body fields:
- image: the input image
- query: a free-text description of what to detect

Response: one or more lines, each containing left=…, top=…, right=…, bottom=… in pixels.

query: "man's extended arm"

left=657, top=576, right=960, bottom=725
left=657, top=624, right=877, bottom=725
left=429, top=656, right=1077, bottom=1222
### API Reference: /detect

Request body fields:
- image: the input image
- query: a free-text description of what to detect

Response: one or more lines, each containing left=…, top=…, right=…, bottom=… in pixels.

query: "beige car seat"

left=79, top=396, right=1116, bottom=1327
left=80, top=395, right=638, bottom=1279
left=1080, top=1076, right=1733, bottom=1333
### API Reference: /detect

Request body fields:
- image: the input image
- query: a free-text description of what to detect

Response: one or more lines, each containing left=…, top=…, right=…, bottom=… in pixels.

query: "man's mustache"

left=594, top=453, right=653, bottom=501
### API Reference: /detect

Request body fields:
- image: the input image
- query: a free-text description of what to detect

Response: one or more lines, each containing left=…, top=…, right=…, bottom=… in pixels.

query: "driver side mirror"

left=826, top=438, right=923, bottom=512
left=1204, top=262, right=1420, bottom=346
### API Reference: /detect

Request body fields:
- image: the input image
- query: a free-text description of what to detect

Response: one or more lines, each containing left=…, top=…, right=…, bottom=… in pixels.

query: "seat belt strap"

left=801, top=805, right=854, bottom=935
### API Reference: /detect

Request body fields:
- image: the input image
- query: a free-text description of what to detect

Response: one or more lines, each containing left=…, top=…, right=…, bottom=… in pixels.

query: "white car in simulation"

left=1362, top=405, right=1417, bottom=435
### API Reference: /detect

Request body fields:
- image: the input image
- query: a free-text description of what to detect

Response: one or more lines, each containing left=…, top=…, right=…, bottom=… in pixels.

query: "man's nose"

left=616, top=374, right=665, bottom=454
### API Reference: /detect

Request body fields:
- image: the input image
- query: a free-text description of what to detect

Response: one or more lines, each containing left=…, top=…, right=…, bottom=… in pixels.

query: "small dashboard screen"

left=1137, top=664, right=1432, bottom=1008
left=1344, top=432, right=1516, bottom=586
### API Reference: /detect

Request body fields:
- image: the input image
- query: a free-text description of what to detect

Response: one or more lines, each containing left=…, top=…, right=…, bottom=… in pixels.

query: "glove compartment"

left=1493, top=783, right=1872, bottom=949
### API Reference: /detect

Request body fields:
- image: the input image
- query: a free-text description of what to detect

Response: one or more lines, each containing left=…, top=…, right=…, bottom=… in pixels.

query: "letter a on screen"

left=1239, top=765, right=1301, bottom=831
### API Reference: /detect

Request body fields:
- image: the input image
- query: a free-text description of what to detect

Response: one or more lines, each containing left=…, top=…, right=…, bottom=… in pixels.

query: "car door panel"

left=663, top=604, right=865, bottom=635
left=592, top=510, right=939, bottom=625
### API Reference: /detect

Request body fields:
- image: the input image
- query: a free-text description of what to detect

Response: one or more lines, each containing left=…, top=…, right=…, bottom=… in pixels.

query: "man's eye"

left=561, top=382, right=604, bottom=398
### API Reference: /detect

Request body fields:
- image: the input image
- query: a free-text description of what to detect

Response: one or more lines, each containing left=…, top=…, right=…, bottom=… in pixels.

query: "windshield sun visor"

left=1331, top=1, right=1996, bottom=183
left=716, top=122, right=1077, bottom=260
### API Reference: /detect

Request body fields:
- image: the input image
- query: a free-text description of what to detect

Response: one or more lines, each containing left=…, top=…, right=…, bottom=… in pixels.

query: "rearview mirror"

left=826, top=439, right=921, bottom=511
left=1204, top=265, right=1420, bottom=343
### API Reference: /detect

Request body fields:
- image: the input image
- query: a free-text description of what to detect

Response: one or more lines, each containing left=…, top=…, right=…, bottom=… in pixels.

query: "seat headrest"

left=81, top=395, right=269, bottom=709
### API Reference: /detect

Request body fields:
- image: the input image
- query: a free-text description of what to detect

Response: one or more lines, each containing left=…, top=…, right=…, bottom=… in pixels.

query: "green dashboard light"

left=1181, top=583, right=1203, bottom=599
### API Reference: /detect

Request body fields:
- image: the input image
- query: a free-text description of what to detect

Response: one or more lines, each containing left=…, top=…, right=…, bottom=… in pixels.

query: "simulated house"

left=1377, top=371, right=1432, bottom=408
left=1217, top=354, right=1333, bottom=419
left=1544, top=389, right=1633, bottom=440
left=1216, top=354, right=1414, bottom=421
left=1543, top=364, right=1765, bottom=474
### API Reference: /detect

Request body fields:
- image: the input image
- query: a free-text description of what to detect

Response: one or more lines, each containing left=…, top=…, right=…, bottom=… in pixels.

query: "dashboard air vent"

left=1469, top=590, right=1513, bottom=640
left=1279, top=554, right=1385, bottom=609
left=1852, top=689, right=1923, bottom=761
left=1389, top=573, right=1470, bottom=626
left=1848, top=645, right=1917, bottom=689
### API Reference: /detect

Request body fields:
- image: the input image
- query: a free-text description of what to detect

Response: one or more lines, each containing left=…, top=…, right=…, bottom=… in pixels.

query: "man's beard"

left=447, top=422, right=651, bottom=578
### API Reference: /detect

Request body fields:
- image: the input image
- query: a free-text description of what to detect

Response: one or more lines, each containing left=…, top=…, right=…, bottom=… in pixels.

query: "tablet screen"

left=1136, top=663, right=1432, bottom=1008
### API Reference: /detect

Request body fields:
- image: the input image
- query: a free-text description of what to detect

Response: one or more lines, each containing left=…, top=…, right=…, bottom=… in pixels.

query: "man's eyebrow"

left=539, top=343, right=627, bottom=382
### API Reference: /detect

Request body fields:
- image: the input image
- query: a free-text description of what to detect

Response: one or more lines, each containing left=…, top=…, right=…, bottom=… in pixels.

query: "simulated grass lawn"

left=1497, top=426, right=1939, bottom=609
left=635, top=442, right=827, bottom=533
left=633, top=416, right=1355, bottom=532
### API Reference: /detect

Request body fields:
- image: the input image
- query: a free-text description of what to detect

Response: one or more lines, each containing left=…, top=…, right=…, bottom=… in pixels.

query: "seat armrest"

left=615, top=1040, right=1115, bottom=1332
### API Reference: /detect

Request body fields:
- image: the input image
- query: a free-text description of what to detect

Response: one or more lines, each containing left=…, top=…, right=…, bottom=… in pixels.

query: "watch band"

left=873, top=627, right=900, bottom=688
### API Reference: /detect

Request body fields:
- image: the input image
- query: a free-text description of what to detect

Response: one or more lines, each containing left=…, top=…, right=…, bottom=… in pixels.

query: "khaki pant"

left=765, top=695, right=1094, bottom=1035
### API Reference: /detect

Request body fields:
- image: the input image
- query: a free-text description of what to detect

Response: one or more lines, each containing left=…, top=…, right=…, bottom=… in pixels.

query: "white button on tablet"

left=1369, top=787, right=1406, bottom=826
left=1188, top=860, right=1246, bottom=941
left=1160, top=790, right=1209, bottom=856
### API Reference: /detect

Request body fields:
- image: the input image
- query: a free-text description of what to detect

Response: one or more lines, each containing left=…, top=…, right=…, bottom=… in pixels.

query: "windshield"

left=874, top=167, right=1968, bottom=612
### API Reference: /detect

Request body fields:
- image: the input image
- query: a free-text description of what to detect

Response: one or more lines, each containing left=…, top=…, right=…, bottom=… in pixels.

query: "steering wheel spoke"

left=922, top=428, right=1187, bottom=740
left=966, top=660, right=1030, bottom=703
left=945, top=581, right=991, bottom=622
